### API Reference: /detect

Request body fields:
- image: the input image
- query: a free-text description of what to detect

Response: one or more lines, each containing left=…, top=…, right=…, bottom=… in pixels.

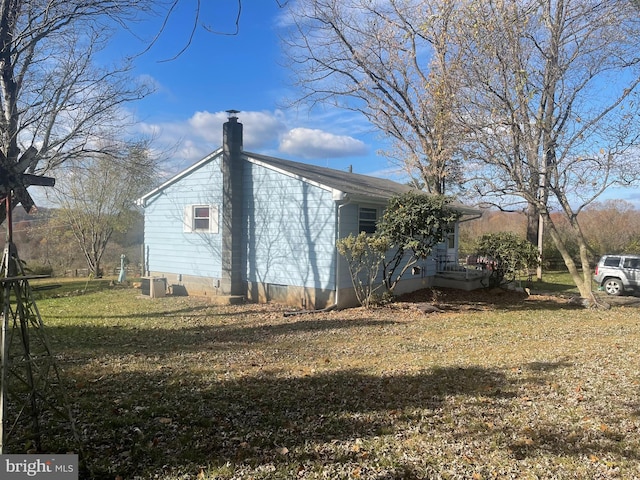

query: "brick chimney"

left=220, top=110, right=244, bottom=296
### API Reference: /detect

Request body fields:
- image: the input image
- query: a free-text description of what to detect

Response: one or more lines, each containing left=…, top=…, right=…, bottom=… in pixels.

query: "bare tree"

left=1, top=0, right=291, bottom=209
left=283, top=0, right=466, bottom=194
left=52, top=140, right=157, bottom=276
left=580, top=200, right=640, bottom=256
left=454, top=0, right=640, bottom=298
left=0, top=0, right=162, bottom=226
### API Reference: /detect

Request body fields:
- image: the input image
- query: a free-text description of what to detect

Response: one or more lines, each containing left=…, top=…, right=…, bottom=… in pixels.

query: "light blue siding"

left=244, top=162, right=336, bottom=290
left=143, top=156, right=223, bottom=278
left=142, top=149, right=461, bottom=303
left=143, top=155, right=337, bottom=290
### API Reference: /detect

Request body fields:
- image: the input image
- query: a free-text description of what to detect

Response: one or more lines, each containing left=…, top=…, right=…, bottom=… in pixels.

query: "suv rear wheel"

left=603, top=277, right=624, bottom=296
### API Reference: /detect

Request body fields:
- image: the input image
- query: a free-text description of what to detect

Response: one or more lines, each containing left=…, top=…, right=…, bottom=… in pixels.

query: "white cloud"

left=175, top=139, right=211, bottom=163
left=187, top=110, right=288, bottom=150
left=364, top=165, right=410, bottom=183
left=279, top=127, right=368, bottom=159
left=187, top=111, right=228, bottom=143
left=136, top=73, right=163, bottom=93
left=138, top=110, right=370, bottom=168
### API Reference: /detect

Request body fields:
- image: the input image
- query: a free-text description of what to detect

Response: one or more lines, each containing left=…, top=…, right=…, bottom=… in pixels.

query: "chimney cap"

left=226, top=109, right=240, bottom=119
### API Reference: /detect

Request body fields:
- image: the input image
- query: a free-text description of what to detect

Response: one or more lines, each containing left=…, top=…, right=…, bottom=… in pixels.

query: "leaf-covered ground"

left=22, top=287, right=640, bottom=478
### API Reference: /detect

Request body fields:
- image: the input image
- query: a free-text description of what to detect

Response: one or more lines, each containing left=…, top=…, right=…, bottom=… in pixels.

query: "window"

left=184, top=205, right=218, bottom=233
left=446, top=225, right=456, bottom=249
left=193, top=207, right=210, bottom=230
left=359, top=207, right=378, bottom=234
left=604, top=256, right=621, bottom=267
left=623, top=258, right=640, bottom=269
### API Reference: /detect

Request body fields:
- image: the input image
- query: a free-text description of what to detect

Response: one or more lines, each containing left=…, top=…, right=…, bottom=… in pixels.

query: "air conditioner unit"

left=141, top=277, right=166, bottom=298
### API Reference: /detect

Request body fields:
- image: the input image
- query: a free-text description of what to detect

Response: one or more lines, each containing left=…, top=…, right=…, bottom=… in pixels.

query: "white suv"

left=593, top=254, right=640, bottom=296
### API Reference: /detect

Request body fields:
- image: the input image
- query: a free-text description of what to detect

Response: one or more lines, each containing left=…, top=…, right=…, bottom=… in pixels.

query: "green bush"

left=475, top=232, right=539, bottom=287
left=376, top=192, right=461, bottom=293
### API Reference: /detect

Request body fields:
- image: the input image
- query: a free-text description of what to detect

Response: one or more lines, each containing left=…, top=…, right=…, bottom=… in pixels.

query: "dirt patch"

left=595, top=293, right=640, bottom=307
left=394, top=286, right=574, bottom=313
left=392, top=286, right=640, bottom=313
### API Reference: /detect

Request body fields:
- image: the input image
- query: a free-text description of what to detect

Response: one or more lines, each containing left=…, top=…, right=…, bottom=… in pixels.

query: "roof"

left=246, top=152, right=416, bottom=201
left=247, top=153, right=480, bottom=217
left=137, top=148, right=480, bottom=216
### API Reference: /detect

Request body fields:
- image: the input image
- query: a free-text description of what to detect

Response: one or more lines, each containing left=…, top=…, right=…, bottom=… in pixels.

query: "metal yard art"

left=0, top=149, right=77, bottom=453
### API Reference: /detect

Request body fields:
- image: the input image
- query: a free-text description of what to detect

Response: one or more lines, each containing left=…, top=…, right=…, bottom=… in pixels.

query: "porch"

left=432, top=254, right=489, bottom=291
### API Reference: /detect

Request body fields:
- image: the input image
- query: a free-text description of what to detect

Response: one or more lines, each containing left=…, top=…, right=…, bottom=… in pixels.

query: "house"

left=136, top=113, right=481, bottom=309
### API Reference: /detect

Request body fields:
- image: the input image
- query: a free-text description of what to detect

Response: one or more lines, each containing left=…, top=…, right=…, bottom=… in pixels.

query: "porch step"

left=433, top=272, right=486, bottom=291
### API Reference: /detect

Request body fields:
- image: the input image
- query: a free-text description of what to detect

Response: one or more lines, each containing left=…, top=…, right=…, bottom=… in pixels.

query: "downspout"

left=284, top=192, right=349, bottom=317
left=334, top=195, right=351, bottom=309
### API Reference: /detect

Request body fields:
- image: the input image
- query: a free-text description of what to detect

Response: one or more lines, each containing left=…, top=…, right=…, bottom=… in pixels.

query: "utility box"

left=141, top=277, right=166, bottom=298
left=150, top=277, right=166, bottom=298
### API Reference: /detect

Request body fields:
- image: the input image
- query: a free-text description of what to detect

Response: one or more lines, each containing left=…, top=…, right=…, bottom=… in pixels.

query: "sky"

left=76, top=0, right=638, bottom=208
left=112, top=1, right=397, bottom=182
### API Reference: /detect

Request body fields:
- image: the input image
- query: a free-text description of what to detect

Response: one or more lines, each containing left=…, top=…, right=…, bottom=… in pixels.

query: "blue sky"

left=115, top=1, right=396, bottom=181
left=96, top=0, right=639, bottom=207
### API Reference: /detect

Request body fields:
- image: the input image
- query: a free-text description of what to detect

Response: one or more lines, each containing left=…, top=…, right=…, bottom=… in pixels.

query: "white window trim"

left=184, top=205, right=219, bottom=233
left=445, top=224, right=456, bottom=249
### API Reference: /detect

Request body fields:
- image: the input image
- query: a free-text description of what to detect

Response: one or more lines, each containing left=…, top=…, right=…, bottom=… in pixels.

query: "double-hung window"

left=359, top=207, right=378, bottom=234
left=184, top=205, right=218, bottom=233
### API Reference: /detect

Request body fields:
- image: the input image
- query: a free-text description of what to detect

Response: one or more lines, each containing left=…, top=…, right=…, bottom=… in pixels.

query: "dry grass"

left=23, top=286, right=640, bottom=479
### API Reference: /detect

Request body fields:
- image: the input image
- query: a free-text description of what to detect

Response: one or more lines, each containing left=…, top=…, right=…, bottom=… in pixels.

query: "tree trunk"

left=526, top=202, right=539, bottom=246
left=544, top=214, right=592, bottom=298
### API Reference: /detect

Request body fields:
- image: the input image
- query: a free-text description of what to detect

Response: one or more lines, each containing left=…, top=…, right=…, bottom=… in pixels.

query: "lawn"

left=8, top=281, right=640, bottom=479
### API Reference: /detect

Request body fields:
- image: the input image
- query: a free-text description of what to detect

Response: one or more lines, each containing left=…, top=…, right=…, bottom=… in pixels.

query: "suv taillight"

left=595, top=265, right=599, bottom=275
